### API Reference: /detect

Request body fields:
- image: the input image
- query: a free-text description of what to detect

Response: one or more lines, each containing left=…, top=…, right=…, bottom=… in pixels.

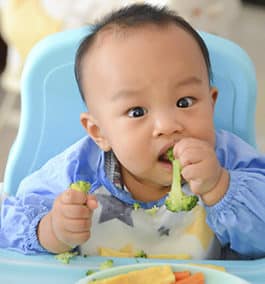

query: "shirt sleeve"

left=0, top=136, right=101, bottom=254
left=0, top=193, right=53, bottom=254
left=206, top=130, right=265, bottom=258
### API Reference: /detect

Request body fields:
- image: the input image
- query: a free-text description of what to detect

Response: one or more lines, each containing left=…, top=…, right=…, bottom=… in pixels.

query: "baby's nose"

left=152, top=111, right=183, bottom=137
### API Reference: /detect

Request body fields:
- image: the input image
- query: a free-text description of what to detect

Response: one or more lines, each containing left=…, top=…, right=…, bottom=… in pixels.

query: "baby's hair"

left=75, top=4, right=213, bottom=102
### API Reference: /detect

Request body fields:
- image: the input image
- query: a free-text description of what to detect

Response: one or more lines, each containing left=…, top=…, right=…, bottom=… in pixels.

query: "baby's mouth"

left=158, top=143, right=175, bottom=165
left=158, top=152, right=171, bottom=164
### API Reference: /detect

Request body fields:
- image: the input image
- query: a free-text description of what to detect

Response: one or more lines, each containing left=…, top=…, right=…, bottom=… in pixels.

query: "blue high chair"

left=2, top=27, right=257, bottom=196
left=1, top=27, right=265, bottom=284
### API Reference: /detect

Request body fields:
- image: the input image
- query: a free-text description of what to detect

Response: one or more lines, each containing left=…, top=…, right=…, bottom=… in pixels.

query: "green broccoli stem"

left=168, top=159, right=183, bottom=201
left=165, top=148, right=198, bottom=212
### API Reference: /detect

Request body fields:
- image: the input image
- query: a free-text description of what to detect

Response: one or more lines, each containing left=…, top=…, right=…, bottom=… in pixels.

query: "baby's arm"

left=206, top=131, right=265, bottom=258
left=174, top=132, right=265, bottom=258
left=0, top=136, right=99, bottom=254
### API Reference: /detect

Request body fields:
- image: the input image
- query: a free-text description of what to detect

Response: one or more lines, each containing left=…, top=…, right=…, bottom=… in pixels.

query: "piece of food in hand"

left=165, top=148, right=198, bottom=212
left=70, top=180, right=91, bottom=193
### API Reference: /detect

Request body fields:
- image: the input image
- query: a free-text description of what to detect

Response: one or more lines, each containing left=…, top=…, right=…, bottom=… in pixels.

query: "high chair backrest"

left=3, top=27, right=257, bottom=196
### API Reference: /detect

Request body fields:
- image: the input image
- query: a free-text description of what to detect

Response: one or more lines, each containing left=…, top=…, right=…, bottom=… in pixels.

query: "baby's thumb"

left=87, top=195, right=98, bottom=210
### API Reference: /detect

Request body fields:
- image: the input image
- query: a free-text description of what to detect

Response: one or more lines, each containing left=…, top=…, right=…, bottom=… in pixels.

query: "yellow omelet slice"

left=148, top=253, right=191, bottom=260
left=127, top=265, right=175, bottom=284
left=89, top=265, right=175, bottom=284
left=98, top=246, right=134, bottom=257
left=91, top=273, right=129, bottom=284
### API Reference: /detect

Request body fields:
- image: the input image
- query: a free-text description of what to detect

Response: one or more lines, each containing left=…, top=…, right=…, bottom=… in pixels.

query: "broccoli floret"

left=99, top=259, right=114, bottom=270
left=133, top=202, right=141, bottom=210
left=145, top=205, right=159, bottom=216
left=70, top=180, right=91, bottom=193
left=134, top=250, right=147, bottom=258
left=165, top=148, right=198, bottom=212
left=86, top=270, right=95, bottom=276
left=85, top=258, right=114, bottom=276
left=55, top=251, right=78, bottom=264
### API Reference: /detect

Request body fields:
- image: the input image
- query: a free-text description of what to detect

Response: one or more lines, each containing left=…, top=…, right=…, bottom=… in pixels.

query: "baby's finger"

left=189, top=180, right=205, bottom=195
left=174, top=138, right=210, bottom=158
left=181, top=165, right=205, bottom=195
left=178, top=148, right=204, bottom=167
left=86, top=195, right=98, bottom=210
left=60, top=230, right=91, bottom=247
left=62, top=218, right=92, bottom=233
left=61, top=203, right=91, bottom=219
left=62, top=189, right=87, bottom=205
left=181, top=163, right=201, bottom=182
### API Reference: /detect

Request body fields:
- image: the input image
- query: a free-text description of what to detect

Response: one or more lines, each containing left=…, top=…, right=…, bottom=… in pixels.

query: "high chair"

left=2, top=27, right=257, bottom=196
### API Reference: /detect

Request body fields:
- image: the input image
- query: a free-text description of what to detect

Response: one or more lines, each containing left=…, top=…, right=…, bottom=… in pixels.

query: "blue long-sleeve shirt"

left=1, top=130, right=265, bottom=259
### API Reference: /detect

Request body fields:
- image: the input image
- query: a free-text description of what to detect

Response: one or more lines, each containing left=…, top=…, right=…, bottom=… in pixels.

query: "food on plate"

left=89, top=265, right=174, bottom=283
left=88, top=265, right=205, bottom=284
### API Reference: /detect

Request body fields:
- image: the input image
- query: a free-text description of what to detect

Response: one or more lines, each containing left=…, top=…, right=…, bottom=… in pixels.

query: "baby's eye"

left=127, top=107, right=147, bottom=118
left=176, top=97, right=194, bottom=108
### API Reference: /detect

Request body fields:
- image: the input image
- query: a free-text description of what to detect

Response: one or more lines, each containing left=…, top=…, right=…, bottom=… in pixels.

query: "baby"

left=1, top=4, right=265, bottom=260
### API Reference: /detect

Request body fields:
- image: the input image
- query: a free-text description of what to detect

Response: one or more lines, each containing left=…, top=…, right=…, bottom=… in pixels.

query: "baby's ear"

left=210, top=87, right=218, bottom=106
left=80, top=112, right=111, bottom=152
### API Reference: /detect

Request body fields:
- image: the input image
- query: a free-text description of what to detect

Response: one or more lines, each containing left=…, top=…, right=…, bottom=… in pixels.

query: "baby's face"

left=81, top=24, right=217, bottom=201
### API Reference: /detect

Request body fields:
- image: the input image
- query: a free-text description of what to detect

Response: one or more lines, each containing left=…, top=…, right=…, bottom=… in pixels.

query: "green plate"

left=76, top=262, right=250, bottom=284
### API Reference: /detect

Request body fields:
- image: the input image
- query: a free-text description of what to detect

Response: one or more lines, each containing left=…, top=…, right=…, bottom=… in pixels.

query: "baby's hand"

left=50, top=189, right=98, bottom=248
left=173, top=138, right=229, bottom=206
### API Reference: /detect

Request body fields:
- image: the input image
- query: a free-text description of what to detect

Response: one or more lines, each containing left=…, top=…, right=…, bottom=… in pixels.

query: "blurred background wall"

left=0, top=0, right=265, bottom=181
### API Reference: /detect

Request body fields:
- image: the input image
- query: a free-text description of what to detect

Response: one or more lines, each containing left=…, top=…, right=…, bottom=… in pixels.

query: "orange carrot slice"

left=174, top=271, right=191, bottom=281
left=175, top=272, right=205, bottom=284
